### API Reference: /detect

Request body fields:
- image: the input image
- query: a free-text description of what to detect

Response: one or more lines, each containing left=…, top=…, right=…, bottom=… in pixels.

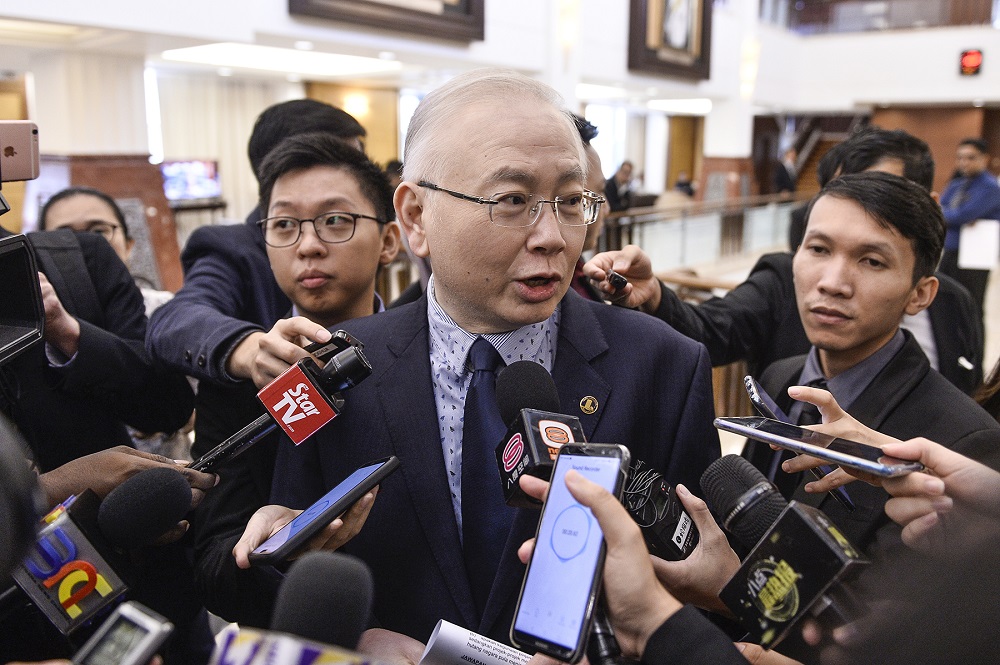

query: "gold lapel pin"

left=579, top=396, right=598, bottom=415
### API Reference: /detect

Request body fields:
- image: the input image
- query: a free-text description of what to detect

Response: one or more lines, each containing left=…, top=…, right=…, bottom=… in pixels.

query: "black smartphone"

left=714, top=417, right=924, bottom=477
left=250, top=455, right=400, bottom=565
left=71, top=601, right=173, bottom=665
left=742, top=376, right=856, bottom=511
left=743, top=375, right=790, bottom=422
left=511, top=443, right=631, bottom=663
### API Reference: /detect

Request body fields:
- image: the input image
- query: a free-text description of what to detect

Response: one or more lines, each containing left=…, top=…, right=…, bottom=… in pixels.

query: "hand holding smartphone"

left=714, top=417, right=923, bottom=478
left=250, top=456, right=400, bottom=565
left=511, top=443, right=630, bottom=663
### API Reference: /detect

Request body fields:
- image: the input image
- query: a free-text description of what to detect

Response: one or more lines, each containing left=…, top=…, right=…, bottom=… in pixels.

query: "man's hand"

left=37, top=446, right=217, bottom=509
left=39, top=271, right=81, bottom=358
left=232, top=489, right=378, bottom=569
left=779, top=385, right=900, bottom=492
left=583, top=245, right=662, bottom=312
left=518, top=473, right=681, bottom=659
left=650, top=484, right=740, bottom=615
left=356, top=628, right=425, bottom=665
left=228, top=318, right=333, bottom=388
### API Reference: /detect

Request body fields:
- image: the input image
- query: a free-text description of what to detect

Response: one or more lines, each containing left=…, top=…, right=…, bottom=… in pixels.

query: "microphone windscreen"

left=700, top=455, right=787, bottom=549
left=271, top=551, right=374, bottom=650
left=497, top=360, right=560, bottom=424
left=98, top=466, right=191, bottom=548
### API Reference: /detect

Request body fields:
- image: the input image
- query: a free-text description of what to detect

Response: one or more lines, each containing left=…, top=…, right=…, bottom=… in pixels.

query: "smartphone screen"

left=251, top=456, right=399, bottom=563
left=512, top=445, right=628, bottom=662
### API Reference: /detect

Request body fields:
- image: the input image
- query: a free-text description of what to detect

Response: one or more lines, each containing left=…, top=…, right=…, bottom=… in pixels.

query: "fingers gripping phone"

left=511, top=443, right=630, bottom=663
left=250, top=455, right=400, bottom=565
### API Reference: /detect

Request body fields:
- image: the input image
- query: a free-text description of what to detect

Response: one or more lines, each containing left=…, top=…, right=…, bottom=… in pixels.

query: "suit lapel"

left=376, top=298, right=478, bottom=628
left=479, top=294, right=612, bottom=636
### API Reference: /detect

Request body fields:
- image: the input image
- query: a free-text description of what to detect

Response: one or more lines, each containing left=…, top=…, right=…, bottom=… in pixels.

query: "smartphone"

left=743, top=376, right=855, bottom=511
left=72, top=601, right=173, bottom=665
left=250, top=455, right=400, bottom=565
left=511, top=443, right=631, bottom=663
left=743, top=375, right=789, bottom=422
left=714, top=417, right=924, bottom=477
left=0, top=120, right=40, bottom=182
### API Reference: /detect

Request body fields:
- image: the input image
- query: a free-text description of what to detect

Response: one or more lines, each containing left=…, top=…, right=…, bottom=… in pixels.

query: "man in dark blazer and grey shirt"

left=265, top=70, right=720, bottom=661
left=759, top=172, right=1000, bottom=556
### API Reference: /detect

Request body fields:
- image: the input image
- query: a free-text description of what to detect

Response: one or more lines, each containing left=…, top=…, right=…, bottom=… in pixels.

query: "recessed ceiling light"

left=218, top=67, right=233, bottom=77
left=378, top=51, right=396, bottom=60
left=973, top=99, right=985, bottom=107
left=161, top=43, right=401, bottom=78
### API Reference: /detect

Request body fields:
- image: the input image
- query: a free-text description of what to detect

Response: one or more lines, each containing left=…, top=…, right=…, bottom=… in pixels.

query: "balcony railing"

left=600, top=193, right=810, bottom=274
left=759, top=0, right=997, bottom=34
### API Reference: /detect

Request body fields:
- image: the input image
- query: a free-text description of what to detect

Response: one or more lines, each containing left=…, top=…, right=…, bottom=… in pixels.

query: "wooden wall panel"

left=871, top=107, right=984, bottom=193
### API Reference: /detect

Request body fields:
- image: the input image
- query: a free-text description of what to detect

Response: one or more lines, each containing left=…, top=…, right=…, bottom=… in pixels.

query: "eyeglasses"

left=258, top=212, right=384, bottom=248
left=417, top=181, right=605, bottom=228
left=77, top=221, right=120, bottom=241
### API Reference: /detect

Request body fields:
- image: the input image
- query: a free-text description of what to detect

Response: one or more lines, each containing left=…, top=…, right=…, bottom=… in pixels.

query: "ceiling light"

left=294, top=40, right=314, bottom=50
left=378, top=51, right=396, bottom=60
left=973, top=99, right=985, bottom=107
left=647, top=98, right=713, bottom=115
left=161, top=43, right=401, bottom=78
left=218, top=67, right=233, bottom=77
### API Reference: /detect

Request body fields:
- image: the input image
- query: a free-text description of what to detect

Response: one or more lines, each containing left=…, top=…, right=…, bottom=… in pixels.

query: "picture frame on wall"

left=288, top=0, right=485, bottom=42
left=628, top=0, right=712, bottom=80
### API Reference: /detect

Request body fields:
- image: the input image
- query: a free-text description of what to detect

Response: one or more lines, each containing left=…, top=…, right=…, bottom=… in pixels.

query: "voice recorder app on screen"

left=514, top=453, right=620, bottom=649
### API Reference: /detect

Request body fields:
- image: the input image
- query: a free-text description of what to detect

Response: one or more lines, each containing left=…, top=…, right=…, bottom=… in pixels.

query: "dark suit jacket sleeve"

left=190, top=441, right=283, bottom=628
left=649, top=253, right=796, bottom=367
left=665, top=344, right=723, bottom=492
left=148, top=222, right=293, bottom=385
left=641, top=606, right=745, bottom=665
left=49, top=233, right=194, bottom=434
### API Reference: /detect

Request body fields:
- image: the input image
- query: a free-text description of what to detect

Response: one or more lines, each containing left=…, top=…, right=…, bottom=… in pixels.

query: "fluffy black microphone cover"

left=98, top=466, right=191, bottom=548
left=271, top=551, right=374, bottom=650
left=496, top=360, right=561, bottom=425
left=700, top=454, right=787, bottom=549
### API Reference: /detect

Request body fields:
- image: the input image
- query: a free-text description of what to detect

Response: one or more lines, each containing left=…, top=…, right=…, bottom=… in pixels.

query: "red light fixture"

left=961, top=49, right=983, bottom=76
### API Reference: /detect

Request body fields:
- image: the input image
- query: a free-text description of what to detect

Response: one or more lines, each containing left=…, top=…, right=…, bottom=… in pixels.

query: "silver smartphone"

left=714, top=416, right=924, bottom=477
left=0, top=120, right=40, bottom=182
left=511, top=443, right=631, bottom=663
left=72, top=601, right=173, bottom=665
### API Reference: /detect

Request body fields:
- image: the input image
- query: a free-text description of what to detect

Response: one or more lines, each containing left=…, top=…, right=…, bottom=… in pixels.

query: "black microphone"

left=271, top=551, right=374, bottom=650
left=700, top=455, right=867, bottom=649
left=493, top=361, right=586, bottom=507
left=209, top=551, right=375, bottom=663
left=190, top=333, right=372, bottom=473
left=98, top=467, right=192, bottom=549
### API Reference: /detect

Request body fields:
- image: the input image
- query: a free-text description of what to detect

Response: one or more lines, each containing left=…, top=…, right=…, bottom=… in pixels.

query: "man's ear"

left=394, top=182, right=430, bottom=258
left=379, top=222, right=402, bottom=266
left=905, top=274, right=939, bottom=315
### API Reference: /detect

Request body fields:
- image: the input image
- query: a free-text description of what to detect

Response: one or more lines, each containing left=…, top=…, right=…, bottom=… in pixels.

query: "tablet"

left=713, top=417, right=924, bottom=477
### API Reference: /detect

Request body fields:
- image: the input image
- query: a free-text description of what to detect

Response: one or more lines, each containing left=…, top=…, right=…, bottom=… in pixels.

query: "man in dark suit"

left=584, top=127, right=984, bottom=394
left=146, top=100, right=367, bottom=455
left=264, top=69, right=720, bottom=659
left=758, top=172, right=1000, bottom=553
left=0, top=227, right=194, bottom=470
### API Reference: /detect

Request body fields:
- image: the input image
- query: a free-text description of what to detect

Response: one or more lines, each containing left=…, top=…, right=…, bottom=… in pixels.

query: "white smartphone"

left=72, top=601, right=173, bottom=665
left=714, top=416, right=924, bottom=477
left=511, top=443, right=630, bottom=663
left=0, top=120, right=40, bottom=182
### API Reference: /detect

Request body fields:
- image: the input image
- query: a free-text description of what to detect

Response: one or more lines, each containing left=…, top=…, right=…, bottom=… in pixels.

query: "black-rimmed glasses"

left=258, top=212, right=383, bottom=248
left=417, top=181, right=605, bottom=228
